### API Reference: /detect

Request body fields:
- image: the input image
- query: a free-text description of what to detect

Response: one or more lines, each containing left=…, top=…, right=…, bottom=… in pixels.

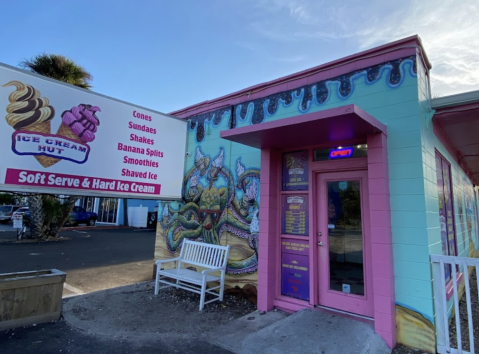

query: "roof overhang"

left=432, top=90, right=479, bottom=184
left=220, top=104, right=386, bottom=150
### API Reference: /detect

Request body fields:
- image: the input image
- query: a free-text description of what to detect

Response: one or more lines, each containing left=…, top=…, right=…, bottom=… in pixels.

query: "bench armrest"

left=202, top=267, right=225, bottom=274
left=155, top=257, right=180, bottom=266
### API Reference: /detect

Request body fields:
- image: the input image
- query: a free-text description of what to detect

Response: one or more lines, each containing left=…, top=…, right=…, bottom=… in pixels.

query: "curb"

left=61, top=225, right=133, bottom=231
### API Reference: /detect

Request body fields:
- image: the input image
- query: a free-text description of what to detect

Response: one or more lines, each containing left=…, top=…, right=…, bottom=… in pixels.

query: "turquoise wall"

left=156, top=56, right=432, bottom=302
left=153, top=50, right=479, bottom=352
left=418, top=56, right=479, bottom=321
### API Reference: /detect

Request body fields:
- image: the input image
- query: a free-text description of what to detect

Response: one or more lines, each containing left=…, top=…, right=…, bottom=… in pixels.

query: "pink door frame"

left=316, top=170, right=374, bottom=318
left=257, top=132, right=396, bottom=348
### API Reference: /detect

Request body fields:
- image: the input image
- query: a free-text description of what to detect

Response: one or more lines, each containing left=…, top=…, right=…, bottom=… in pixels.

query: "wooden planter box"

left=0, top=269, right=66, bottom=331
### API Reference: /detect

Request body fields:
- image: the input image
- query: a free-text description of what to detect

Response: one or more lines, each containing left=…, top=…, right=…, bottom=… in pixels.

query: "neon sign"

left=329, top=147, right=354, bottom=159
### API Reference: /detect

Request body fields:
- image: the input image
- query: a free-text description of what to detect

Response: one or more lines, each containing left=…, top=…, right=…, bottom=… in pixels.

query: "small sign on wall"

left=281, top=194, right=309, bottom=236
left=282, top=150, right=309, bottom=191
left=281, top=238, right=310, bottom=301
left=281, top=253, right=310, bottom=301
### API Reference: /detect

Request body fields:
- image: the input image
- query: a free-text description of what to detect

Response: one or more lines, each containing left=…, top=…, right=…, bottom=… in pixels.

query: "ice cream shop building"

left=154, top=35, right=479, bottom=352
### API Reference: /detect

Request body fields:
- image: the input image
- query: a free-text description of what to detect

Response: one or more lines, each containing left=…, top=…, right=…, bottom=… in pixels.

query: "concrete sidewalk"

left=0, top=281, right=391, bottom=354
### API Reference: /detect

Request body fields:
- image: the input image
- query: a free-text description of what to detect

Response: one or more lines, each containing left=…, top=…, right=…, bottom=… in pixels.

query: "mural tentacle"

left=159, top=147, right=260, bottom=275
left=164, top=217, right=202, bottom=252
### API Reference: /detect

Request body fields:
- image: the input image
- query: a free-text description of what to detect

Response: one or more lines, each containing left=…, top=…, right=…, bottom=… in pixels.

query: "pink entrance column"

left=257, top=147, right=280, bottom=311
left=257, top=134, right=396, bottom=348
left=367, top=132, right=396, bottom=347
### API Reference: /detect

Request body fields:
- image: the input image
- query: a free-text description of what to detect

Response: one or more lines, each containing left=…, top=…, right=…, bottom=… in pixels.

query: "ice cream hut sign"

left=0, top=62, right=187, bottom=199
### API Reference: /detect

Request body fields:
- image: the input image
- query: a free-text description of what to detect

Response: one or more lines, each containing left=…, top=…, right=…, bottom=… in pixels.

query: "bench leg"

left=219, top=271, right=225, bottom=301
left=219, top=284, right=224, bottom=302
left=154, top=269, right=160, bottom=295
left=199, top=277, right=207, bottom=311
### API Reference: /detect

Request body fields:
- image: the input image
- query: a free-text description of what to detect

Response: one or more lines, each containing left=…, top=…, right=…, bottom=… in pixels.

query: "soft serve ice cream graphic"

left=2, top=80, right=101, bottom=168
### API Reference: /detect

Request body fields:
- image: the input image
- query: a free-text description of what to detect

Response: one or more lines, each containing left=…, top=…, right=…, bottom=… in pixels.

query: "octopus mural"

left=159, top=146, right=260, bottom=275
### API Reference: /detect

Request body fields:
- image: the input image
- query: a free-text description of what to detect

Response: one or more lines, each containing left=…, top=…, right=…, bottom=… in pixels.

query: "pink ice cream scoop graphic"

left=57, top=104, right=101, bottom=142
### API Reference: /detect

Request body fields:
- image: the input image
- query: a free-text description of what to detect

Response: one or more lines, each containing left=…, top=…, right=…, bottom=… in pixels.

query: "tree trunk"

left=122, top=198, right=128, bottom=226
left=28, top=195, right=44, bottom=238
left=28, top=195, right=79, bottom=239
left=47, top=196, right=78, bottom=238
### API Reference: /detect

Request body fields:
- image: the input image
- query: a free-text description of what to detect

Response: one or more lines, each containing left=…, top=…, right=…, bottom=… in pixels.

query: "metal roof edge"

left=431, top=89, right=479, bottom=110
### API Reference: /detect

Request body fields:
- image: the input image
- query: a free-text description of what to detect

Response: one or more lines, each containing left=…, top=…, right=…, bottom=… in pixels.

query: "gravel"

left=62, top=281, right=258, bottom=341
left=447, top=269, right=478, bottom=353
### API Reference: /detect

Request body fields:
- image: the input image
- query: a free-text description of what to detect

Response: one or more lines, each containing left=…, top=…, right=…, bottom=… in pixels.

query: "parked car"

left=0, top=205, right=22, bottom=223
left=11, top=207, right=30, bottom=221
left=11, top=206, right=98, bottom=226
left=69, top=206, right=98, bottom=226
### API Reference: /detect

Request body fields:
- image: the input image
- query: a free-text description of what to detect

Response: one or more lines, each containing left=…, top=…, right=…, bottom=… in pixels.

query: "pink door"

left=316, top=170, right=373, bottom=317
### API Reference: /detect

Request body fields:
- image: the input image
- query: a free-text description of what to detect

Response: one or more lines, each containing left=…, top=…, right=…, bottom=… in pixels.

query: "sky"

left=1, top=0, right=478, bottom=114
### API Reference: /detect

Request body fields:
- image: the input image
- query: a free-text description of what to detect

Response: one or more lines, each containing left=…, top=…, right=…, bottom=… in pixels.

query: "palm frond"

left=20, top=53, right=93, bottom=89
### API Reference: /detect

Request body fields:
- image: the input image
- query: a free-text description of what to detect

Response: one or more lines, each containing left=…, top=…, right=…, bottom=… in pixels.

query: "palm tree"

left=20, top=54, right=93, bottom=238
left=20, top=54, right=92, bottom=89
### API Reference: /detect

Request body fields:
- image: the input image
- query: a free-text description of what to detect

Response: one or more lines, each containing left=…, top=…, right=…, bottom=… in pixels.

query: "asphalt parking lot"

left=0, top=222, right=17, bottom=232
left=0, top=226, right=157, bottom=297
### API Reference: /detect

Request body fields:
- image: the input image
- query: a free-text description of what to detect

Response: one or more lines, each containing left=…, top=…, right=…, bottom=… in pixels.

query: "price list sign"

left=282, top=150, right=309, bottom=191
left=281, top=195, right=309, bottom=236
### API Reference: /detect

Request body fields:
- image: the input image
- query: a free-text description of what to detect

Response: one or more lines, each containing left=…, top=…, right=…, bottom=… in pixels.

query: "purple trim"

left=435, top=150, right=459, bottom=266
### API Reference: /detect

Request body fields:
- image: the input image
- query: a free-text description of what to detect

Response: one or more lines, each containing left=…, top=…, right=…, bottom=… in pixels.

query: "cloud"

left=251, top=0, right=479, bottom=96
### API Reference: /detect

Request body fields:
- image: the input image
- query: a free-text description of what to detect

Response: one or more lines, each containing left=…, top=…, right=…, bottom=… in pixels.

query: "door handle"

left=318, top=241, right=324, bottom=246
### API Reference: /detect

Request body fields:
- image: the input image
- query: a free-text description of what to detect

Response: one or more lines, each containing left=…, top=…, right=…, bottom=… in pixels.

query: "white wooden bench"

left=154, top=240, right=231, bottom=310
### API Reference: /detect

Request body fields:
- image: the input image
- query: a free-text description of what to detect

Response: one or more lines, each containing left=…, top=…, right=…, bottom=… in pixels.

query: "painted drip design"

left=189, top=107, right=232, bottom=142
left=188, top=56, right=417, bottom=142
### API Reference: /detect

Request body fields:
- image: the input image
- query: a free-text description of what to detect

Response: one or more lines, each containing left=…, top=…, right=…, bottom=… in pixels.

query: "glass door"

left=80, top=197, right=95, bottom=212
left=316, top=170, right=373, bottom=317
left=98, top=198, right=118, bottom=224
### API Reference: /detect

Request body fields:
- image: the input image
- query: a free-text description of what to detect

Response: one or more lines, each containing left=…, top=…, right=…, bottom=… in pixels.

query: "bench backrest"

left=179, top=240, right=230, bottom=270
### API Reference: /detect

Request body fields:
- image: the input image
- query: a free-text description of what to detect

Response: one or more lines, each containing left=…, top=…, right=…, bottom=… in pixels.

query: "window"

left=435, top=151, right=457, bottom=281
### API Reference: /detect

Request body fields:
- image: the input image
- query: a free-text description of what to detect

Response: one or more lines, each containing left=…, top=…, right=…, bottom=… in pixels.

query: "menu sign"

left=282, top=150, right=308, bottom=191
left=281, top=195, right=309, bottom=236
left=281, top=252, right=310, bottom=301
